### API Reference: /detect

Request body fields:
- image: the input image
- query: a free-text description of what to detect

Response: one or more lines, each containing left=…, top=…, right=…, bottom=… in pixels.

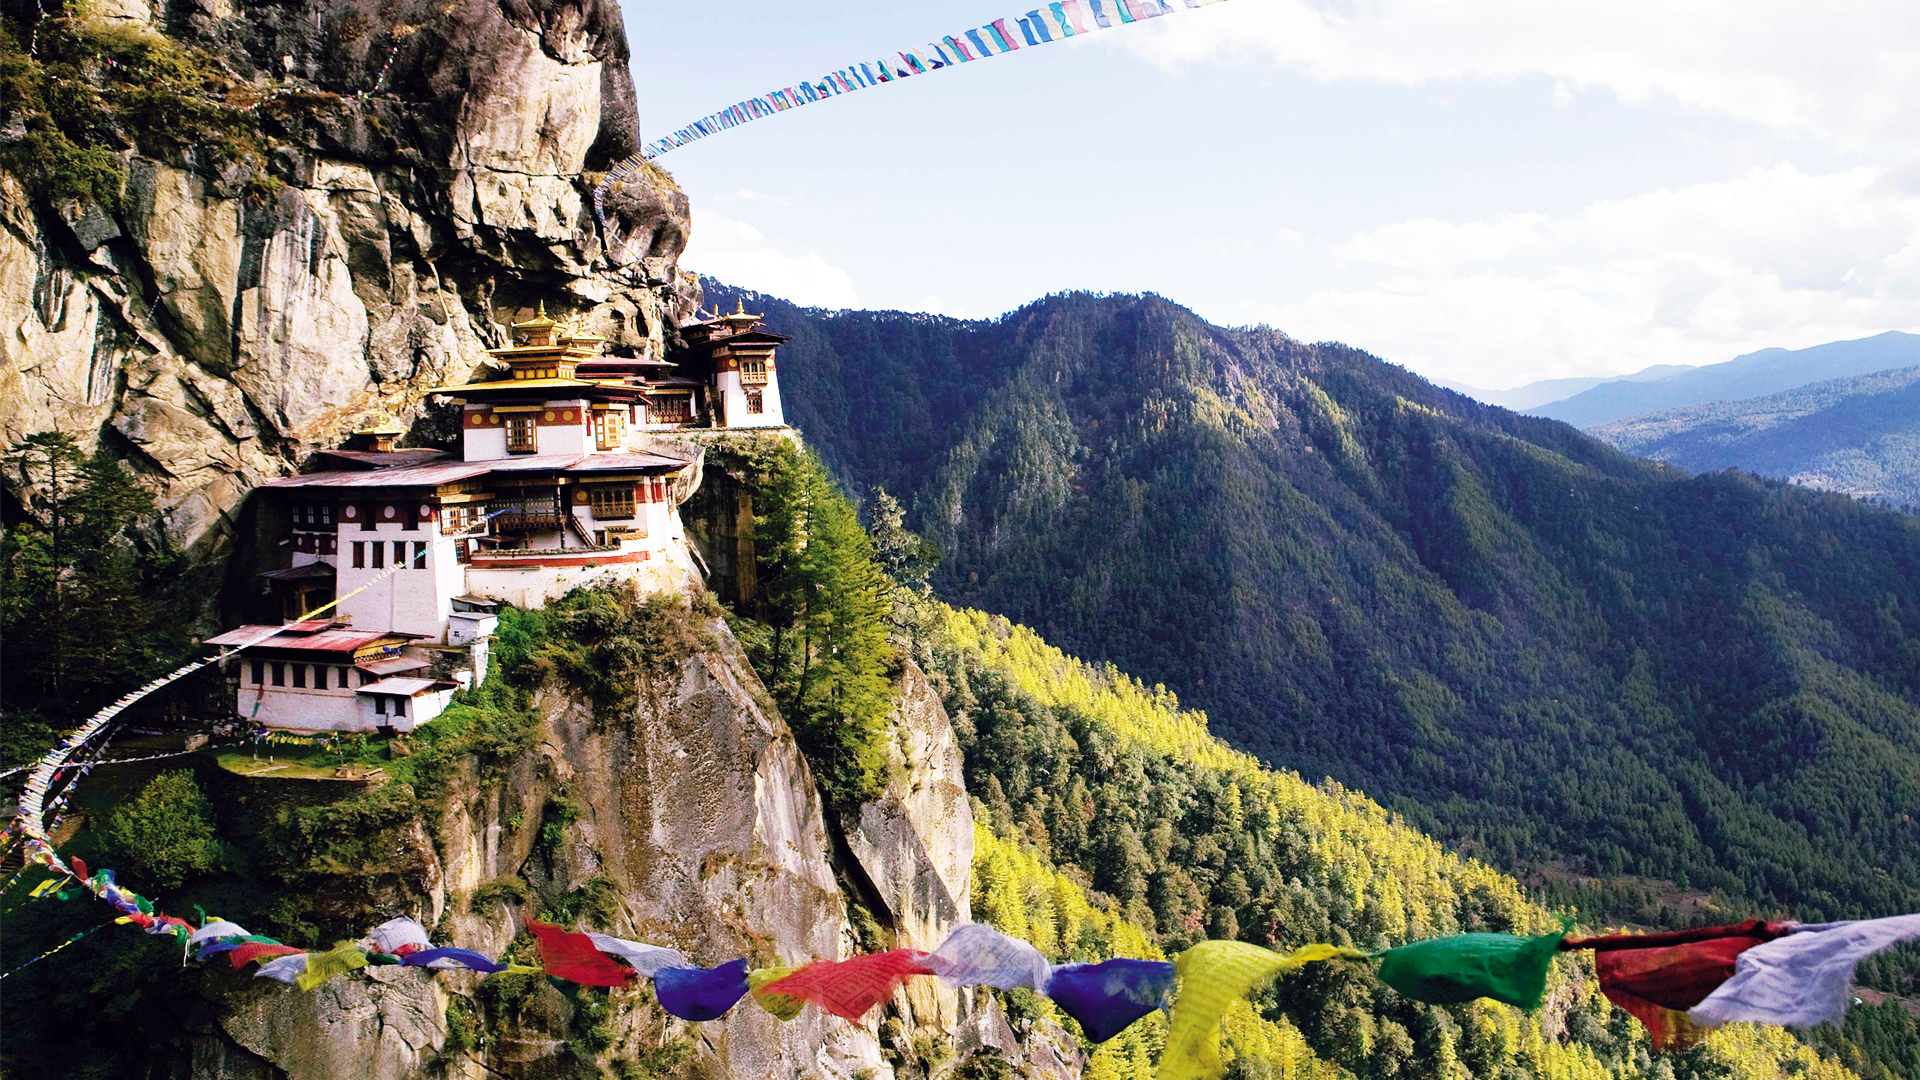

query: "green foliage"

left=525, top=583, right=718, bottom=727
left=2, top=431, right=187, bottom=724
left=746, top=443, right=895, bottom=811
left=720, top=283, right=1920, bottom=935
left=471, top=875, right=530, bottom=914
left=536, top=796, right=584, bottom=861
left=941, top=604, right=1872, bottom=1080
left=101, top=769, right=222, bottom=890
left=0, top=8, right=275, bottom=206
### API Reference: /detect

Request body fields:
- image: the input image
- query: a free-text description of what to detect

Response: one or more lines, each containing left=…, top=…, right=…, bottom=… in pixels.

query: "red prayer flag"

left=1572, top=921, right=1792, bottom=1051
left=759, top=950, right=934, bottom=1021
left=71, top=857, right=89, bottom=884
left=229, top=943, right=304, bottom=968
left=526, top=919, right=636, bottom=988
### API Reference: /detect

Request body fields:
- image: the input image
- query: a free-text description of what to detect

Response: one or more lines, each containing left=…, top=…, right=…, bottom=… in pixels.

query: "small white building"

left=212, top=300, right=795, bottom=734
left=205, top=622, right=458, bottom=733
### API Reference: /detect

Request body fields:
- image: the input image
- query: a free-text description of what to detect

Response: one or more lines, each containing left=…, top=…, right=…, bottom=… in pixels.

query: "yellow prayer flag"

left=296, top=941, right=370, bottom=991
left=1158, top=942, right=1364, bottom=1080
left=747, top=966, right=804, bottom=1021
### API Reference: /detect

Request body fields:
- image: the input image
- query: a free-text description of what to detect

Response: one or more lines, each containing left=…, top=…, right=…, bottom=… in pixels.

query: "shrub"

left=102, top=769, right=221, bottom=890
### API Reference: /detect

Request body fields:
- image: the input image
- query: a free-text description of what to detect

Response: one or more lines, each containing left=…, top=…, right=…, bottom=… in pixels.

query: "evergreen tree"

left=1, top=431, right=179, bottom=735
left=752, top=444, right=893, bottom=809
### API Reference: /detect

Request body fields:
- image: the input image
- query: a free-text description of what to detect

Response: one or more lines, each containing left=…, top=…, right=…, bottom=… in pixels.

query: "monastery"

left=205, top=304, right=788, bottom=733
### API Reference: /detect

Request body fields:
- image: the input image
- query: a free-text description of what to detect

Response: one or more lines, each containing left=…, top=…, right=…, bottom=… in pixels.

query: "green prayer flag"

left=1374, top=928, right=1568, bottom=1010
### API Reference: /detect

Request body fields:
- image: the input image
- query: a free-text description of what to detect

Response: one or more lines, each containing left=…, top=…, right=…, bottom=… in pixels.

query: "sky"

left=622, top=0, right=1920, bottom=389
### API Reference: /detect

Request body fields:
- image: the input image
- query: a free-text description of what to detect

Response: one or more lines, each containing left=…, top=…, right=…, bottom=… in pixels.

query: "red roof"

left=264, top=462, right=495, bottom=489
left=307, top=449, right=452, bottom=470
left=204, top=625, right=420, bottom=653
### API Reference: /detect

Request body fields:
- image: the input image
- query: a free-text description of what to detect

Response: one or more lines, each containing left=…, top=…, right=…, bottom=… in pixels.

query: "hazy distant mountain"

left=1528, top=331, right=1920, bottom=427
left=1592, top=366, right=1920, bottom=507
left=1438, top=365, right=1695, bottom=411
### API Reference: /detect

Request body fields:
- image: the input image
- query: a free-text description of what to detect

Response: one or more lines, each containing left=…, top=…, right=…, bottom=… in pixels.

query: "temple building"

left=207, top=301, right=790, bottom=734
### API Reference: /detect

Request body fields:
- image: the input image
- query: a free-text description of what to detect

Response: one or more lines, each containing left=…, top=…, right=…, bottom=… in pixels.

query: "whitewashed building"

left=209, top=302, right=791, bottom=733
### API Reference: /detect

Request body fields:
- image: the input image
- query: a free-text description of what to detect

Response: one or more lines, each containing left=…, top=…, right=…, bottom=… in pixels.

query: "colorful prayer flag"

left=1691, top=915, right=1920, bottom=1030
left=655, top=959, right=752, bottom=1021
left=368, top=917, right=432, bottom=956
left=926, top=923, right=1053, bottom=991
left=1569, top=921, right=1791, bottom=1050
left=585, top=933, right=688, bottom=977
left=1044, top=958, right=1176, bottom=1042
left=296, top=942, right=370, bottom=991
left=989, top=19, right=1023, bottom=50
left=1160, top=943, right=1361, bottom=1080
left=1373, top=928, right=1569, bottom=1010
left=527, top=919, right=636, bottom=988
left=748, top=966, right=805, bottom=1020
left=403, top=947, right=507, bottom=973
left=758, top=950, right=935, bottom=1021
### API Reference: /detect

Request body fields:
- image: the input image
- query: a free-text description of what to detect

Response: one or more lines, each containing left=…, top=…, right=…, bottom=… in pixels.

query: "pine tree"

left=751, top=444, right=893, bottom=810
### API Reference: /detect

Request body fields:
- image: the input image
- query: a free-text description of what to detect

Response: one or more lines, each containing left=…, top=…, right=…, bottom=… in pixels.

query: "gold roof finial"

left=723, top=298, right=761, bottom=324
left=514, top=301, right=559, bottom=329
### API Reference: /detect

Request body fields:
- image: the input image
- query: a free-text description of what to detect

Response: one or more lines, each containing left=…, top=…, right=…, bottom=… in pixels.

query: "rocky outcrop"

left=1, top=0, right=695, bottom=613
left=192, top=616, right=984, bottom=1080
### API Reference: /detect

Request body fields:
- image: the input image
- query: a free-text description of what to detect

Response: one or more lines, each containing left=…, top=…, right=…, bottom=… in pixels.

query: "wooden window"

left=595, top=410, right=624, bottom=450
left=359, top=669, right=375, bottom=687
left=455, top=539, right=470, bottom=565
left=352, top=541, right=365, bottom=568
left=389, top=540, right=404, bottom=567
left=589, top=486, right=635, bottom=520
left=373, top=695, right=387, bottom=715
left=745, top=390, right=765, bottom=414
left=649, top=395, right=691, bottom=424
left=372, top=542, right=385, bottom=569
left=393, top=696, right=407, bottom=717
left=360, top=503, right=377, bottom=530
left=318, top=504, right=334, bottom=526
left=740, top=358, right=768, bottom=385
left=271, top=662, right=285, bottom=687
left=251, top=660, right=264, bottom=684
left=413, top=541, right=428, bottom=568
left=505, top=415, right=536, bottom=453
left=292, top=664, right=306, bottom=689
left=337, top=666, right=350, bottom=689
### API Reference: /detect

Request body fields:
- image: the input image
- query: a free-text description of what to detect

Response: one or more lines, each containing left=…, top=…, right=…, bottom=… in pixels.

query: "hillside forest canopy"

left=700, top=280, right=1920, bottom=936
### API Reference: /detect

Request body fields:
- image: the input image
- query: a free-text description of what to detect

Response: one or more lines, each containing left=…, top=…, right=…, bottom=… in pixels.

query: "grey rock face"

left=193, top=619, right=989, bottom=1080
left=845, top=662, right=975, bottom=954
left=0, top=0, right=690, bottom=602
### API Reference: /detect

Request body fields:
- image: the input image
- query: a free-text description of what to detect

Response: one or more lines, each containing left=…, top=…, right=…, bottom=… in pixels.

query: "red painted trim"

left=468, top=550, right=643, bottom=569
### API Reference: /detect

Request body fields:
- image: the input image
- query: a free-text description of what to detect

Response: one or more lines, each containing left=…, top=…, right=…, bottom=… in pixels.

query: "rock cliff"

left=192, top=613, right=986, bottom=1080
left=1, top=0, right=692, bottom=609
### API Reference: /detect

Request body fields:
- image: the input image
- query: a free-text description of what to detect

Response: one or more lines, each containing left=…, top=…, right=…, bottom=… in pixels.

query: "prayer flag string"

left=592, top=0, right=1233, bottom=229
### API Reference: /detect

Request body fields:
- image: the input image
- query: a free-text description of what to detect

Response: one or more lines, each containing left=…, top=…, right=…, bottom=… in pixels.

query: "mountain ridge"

left=1591, top=365, right=1920, bottom=508
left=702, top=278, right=1920, bottom=927
left=1527, top=330, right=1920, bottom=427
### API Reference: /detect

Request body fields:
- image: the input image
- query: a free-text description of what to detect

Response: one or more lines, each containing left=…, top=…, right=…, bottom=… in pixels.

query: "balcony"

left=489, top=498, right=562, bottom=532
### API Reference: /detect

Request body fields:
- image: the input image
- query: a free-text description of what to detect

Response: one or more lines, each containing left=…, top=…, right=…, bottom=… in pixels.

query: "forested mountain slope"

left=705, top=281, right=1920, bottom=925
left=1591, top=367, right=1920, bottom=508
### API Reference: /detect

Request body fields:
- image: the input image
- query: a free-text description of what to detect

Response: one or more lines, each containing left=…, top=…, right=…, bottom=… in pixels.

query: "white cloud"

left=679, top=211, right=860, bottom=309
left=1124, top=0, right=1920, bottom=150
left=1252, top=164, right=1920, bottom=386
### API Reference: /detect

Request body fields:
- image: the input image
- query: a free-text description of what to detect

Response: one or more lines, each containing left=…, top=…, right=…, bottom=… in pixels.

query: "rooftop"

left=205, top=624, right=422, bottom=653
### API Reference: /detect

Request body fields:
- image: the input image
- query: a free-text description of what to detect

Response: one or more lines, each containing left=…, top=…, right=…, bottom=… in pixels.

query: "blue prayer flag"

left=1019, top=16, right=1044, bottom=44
left=1044, top=959, right=1177, bottom=1043
left=655, top=959, right=751, bottom=1022
left=403, top=947, right=507, bottom=973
